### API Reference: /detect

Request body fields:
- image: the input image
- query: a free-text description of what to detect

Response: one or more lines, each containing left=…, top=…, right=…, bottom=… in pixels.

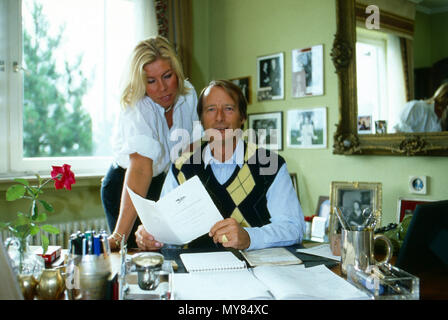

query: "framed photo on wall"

left=248, top=111, right=283, bottom=150
left=291, top=44, right=324, bottom=98
left=230, top=76, right=251, bottom=104
left=397, top=198, right=436, bottom=222
left=257, top=52, right=284, bottom=101
left=287, top=107, right=327, bottom=149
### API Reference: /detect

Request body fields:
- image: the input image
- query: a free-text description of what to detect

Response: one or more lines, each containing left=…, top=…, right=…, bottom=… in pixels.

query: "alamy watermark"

left=169, top=121, right=280, bottom=176
left=365, top=5, right=380, bottom=30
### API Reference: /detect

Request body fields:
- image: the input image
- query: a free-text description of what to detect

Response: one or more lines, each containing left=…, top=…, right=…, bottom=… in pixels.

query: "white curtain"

left=134, top=0, right=158, bottom=42
left=386, top=33, right=407, bottom=132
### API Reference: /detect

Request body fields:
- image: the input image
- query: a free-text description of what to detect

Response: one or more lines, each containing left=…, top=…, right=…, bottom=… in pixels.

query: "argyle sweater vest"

left=171, top=141, right=285, bottom=248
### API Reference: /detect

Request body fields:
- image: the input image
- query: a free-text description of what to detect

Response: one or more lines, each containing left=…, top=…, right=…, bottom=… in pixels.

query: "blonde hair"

left=120, top=36, right=188, bottom=108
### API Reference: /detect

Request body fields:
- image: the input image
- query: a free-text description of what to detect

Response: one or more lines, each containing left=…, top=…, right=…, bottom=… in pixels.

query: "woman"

left=394, top=82, right=448, bottom=133
left=101, top=36, right=199, bottom=250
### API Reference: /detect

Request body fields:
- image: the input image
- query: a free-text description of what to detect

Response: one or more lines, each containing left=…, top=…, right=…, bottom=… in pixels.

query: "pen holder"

left=66, top=255, right=111, bottom=300
left=79, top=255, right=111, bottom=300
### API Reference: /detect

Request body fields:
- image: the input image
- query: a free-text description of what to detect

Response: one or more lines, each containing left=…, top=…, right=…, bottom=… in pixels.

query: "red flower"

left=304, top=215, right=316, bottom=222
left=51, top=164, right=76, bottom=190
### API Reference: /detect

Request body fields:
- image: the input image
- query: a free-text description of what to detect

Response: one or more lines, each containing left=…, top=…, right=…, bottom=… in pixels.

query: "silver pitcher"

left=341, top=229, right=393, bottom=276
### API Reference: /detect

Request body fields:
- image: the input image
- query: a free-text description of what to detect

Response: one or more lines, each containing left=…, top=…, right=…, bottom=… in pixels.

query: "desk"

left=112, top=245, right=448, bottom=300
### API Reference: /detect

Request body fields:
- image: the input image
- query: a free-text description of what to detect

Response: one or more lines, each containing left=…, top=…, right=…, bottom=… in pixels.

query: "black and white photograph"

left=287, top=107, right=327, bottom=149
left=230, top=76, right=251, bottom=104
left=257, top=53, right=284, bottom=101
left=248, top=111, right=283, bottom=150
left=330, top=181, right=382, bottom=230
left=292, top=44, right=323, bottom=98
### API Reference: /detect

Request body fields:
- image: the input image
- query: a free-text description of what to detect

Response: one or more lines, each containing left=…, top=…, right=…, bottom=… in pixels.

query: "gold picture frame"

left=328, top=181, right=382, bottom=255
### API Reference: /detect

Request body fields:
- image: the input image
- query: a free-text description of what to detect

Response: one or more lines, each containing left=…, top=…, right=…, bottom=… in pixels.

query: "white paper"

left=252, top=264, right=370, bottom=300
left=241, top=247, right=302, bottom=267
left=180, top=251, right=247, bottom=272
left=172, top=269, right=273, bottom=300
left=127, top=175, right=223, bottom=245
left=296, top=243, right=341, bottom=262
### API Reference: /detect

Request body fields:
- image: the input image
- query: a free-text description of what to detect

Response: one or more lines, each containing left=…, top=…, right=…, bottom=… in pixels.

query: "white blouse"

left=111, top=80, right=201, bottom=176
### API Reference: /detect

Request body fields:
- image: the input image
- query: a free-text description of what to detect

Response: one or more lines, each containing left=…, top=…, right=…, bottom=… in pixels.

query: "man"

left=136, top=80, right=305, bottom=251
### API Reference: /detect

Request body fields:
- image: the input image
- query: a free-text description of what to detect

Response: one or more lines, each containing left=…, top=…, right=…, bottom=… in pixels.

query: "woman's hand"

left=135, top=224, right=164, bottom=251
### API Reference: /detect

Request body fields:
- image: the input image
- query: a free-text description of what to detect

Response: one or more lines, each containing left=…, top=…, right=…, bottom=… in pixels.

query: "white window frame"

left=1, top=0, right=113, bottom=177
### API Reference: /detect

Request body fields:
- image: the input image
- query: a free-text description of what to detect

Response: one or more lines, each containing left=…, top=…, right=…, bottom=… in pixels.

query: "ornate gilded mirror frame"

left=331, top=0, right=448, bottom=156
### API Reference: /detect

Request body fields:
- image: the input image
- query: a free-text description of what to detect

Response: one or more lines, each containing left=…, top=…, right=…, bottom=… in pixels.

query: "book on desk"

left=171, top=250, right=369, bottom=300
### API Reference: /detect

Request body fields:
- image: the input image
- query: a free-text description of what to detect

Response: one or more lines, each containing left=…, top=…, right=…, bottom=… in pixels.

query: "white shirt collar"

left=203, top=139, right=245, bottom=168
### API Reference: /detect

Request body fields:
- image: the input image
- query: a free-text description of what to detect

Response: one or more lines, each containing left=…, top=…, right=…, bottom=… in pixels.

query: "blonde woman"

left=395, top=82, right=448, bottom=132
left=101, top=36, right=199, bottom=250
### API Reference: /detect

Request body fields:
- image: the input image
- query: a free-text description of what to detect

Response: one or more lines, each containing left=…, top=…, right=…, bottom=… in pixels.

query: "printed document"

left=296, top=243, right=341, bottom=261
left=127, top=175, right=223, bottom=245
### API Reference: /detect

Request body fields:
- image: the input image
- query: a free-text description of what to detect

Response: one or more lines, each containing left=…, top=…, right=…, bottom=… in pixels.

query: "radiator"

left=1, top=217, right=109, bottom=249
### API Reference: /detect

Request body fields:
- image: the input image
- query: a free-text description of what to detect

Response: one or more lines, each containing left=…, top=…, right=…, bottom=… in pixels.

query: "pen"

left=334, top=206, right=350, bottom=230
left=100, top=237, right=108, bottom=258
left=93, top=235, right=101, bottom=256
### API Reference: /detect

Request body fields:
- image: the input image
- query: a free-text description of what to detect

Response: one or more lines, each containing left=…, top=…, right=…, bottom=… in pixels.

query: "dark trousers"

left=100, top=163, right=166, bottom=249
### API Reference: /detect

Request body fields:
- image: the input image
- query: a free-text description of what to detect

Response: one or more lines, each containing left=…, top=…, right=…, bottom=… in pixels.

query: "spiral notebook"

left=180, top=251, right=247, bottom=272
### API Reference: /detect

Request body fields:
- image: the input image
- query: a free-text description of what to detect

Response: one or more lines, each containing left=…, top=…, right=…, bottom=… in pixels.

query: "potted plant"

left=1, top=164, right=76, bottom=277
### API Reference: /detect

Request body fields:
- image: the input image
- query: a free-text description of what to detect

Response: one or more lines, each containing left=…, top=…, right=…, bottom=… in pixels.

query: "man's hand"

left=135, top=224, right=163, bottom=251
left=209, top=218, right=251, bottom=250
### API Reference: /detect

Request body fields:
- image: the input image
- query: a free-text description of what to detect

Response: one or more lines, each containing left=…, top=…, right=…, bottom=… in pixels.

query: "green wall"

left=414, top=10, right=448, bottom=68
left=191, top=0, right=448, bottom=225
left=2, top=0, right=448, bottom=235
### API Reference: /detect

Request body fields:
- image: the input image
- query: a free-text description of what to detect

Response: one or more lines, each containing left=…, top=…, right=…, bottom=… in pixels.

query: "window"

left=356, top=27, right=407, bottom=134
left=1, top=0, right=156, bottom=176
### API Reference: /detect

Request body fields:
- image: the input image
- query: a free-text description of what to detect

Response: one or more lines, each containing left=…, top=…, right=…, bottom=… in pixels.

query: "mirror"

left=331, top=0, right=448, bottom=156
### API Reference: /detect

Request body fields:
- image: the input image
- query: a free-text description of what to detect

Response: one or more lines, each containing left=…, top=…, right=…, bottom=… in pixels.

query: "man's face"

left=201, top=86, right=245, bottom=144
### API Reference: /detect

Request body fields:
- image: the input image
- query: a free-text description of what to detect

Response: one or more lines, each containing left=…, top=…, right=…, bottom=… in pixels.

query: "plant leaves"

left=30, top=225, right=40, bottom=236
left=38, top=200, right=54, bottom=213
left=41, top=224, right=59, bottom=234
left=34, top=213, right=47, bottom=223
left=41, top=233, right=49, bottom=255
left=6, top=184, right=26, bottom=201
left=14, top=213, right=30, bottom=226
left=14, top=178, right=29, bottom=186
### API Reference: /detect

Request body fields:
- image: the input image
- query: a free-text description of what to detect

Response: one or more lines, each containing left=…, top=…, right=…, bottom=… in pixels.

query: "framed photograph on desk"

left=328, top=181, right=382, bottom=255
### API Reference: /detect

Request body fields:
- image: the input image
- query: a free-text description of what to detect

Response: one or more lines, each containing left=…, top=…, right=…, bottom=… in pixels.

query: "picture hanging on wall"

left=229, top=76, right=251, bottom=104
left=291, top=44, right=324, bottom=98
left=287, top=107, right=327, bottom=149
left=248, top=111, right=283, bottom=151
left=257, top=52, right=284, bottom=101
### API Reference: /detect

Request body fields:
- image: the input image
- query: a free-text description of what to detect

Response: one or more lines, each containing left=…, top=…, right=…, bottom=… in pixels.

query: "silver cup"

left=341, top=229, right=393, bottom=276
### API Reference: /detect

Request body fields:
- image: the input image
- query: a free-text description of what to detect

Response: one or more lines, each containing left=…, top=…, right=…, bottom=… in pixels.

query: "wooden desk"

left=112, top=246, right=448, bottom=300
